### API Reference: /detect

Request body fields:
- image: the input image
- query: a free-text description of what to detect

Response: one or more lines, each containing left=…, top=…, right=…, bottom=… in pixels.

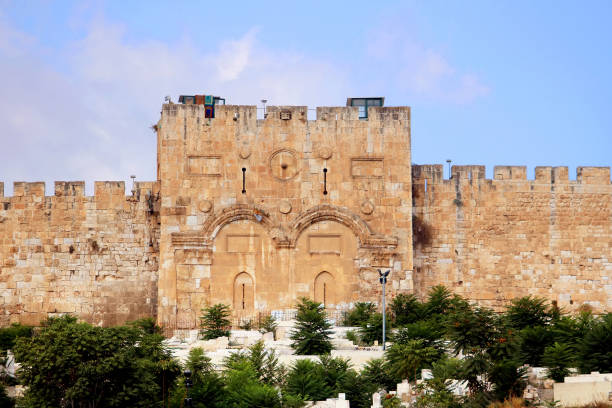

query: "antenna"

left=130, top=175, right=136, bottom=196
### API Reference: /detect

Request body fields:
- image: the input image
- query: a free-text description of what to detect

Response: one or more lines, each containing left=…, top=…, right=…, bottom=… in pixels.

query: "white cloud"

left=367, top=24, right=490, bottom=104
left=0, top=18, right=349, bottom=194
left=0, top=13, right=487, bottom=194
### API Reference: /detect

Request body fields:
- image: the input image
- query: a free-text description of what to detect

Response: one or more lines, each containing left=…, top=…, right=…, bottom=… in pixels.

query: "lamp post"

left=184, top=369, right=192, bottom=407
left=446, top=159, right=452, bottom=179
left=378, top=269, right=390, bottom=351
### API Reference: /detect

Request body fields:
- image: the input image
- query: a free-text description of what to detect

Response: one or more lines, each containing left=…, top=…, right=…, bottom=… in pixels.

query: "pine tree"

left=199, top=304, right=231, bottom=340
left=290, top=298, right=333, bottom=355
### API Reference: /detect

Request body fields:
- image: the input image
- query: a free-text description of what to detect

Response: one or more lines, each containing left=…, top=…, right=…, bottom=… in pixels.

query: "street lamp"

left=184, top=369, right=192, bottom=407
left=446, top=159, right=452, bottom=179
left=378, top=269, right=390, bottom=351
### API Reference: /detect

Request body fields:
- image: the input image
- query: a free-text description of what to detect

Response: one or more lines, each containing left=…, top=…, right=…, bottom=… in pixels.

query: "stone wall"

left=0, top=180, right=160, bottom=326
left=157, top=104, right=413, bottom=327
left=412, top=164, right=612, bottom=312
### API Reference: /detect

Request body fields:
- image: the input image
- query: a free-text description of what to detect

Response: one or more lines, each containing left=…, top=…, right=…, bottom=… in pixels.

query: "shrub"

left=199, top=304, right=231, bottom=340
left=345, top=329, right=360, bottom=345
left=258, top=314, right=278, bottom=334
left=0, top=323, right=33, bottom=354
left=290, top=298, right=333, bottom=355
left=343, top=302, right=376, bottom=326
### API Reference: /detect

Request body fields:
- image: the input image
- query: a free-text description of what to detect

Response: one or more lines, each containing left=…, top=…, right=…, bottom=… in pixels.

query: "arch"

left=233, top=272, right=254, bottom=314
left=314, top=271, right=335, bottom=307
left=202, top=204, right=277, bottom=242
left=288, top=205, right=373, bottom=247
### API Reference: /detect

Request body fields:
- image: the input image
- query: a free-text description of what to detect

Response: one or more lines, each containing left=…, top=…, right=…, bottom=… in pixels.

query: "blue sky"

left=1, top=1, right=611, bottom=194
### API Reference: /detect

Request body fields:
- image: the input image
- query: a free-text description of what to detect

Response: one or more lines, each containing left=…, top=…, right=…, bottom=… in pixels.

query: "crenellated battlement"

left=159, top=103, right=410, bottom=129
left=0, top=181, right=160, bottom=200
left=412, top=164, right=611, bottom=186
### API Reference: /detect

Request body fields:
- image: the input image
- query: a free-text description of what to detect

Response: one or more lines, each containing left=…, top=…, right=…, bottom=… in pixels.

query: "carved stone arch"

left=202, top=204, right=280, bottom=243
left=314, top=271, right=335, bottom=307
left=288, top=205, right=374, bottom=248
left=233, top=272, right=254, bottom=315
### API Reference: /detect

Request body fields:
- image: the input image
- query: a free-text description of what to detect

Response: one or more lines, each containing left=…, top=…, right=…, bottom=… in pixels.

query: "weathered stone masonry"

left=0, top=102, right=610, bottom=327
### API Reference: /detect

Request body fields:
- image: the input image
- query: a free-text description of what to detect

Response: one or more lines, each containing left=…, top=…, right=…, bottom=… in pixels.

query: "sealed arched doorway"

left=233, top=272, right=254, bottom=315
left=314, top=271, right=335, bottom=308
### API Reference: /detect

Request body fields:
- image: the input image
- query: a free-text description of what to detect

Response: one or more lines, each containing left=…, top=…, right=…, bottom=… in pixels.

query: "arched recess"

left=202, top=204, right=277, bottom=243
left=288, top=205, right=373, bottom=248
left=233, top=272, right=254, bottom=315
left=314, top=271, right=335, bottom=307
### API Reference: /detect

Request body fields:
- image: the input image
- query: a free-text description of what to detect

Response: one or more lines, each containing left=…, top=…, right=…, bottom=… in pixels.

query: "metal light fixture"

left=378, top=269, right=390, bottom=350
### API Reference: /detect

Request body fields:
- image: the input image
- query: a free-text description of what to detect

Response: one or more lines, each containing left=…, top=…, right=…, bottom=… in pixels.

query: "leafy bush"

left=290, top=298, right=333, bottom=355
left=0, top=324, right=32, bottom=354
left=258, top=314, right=278, bottom=334
left=343, top=302, right=376, bottom=326
left=199, top=304, right=231, bottom=340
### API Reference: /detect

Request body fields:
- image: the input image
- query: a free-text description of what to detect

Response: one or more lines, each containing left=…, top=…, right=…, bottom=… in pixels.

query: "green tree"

left=360, top=358, right=397, bottom=392
left=199, top=304, right=231, bottom=340
left=284, top=359, right=331, bottom=402
left=578, top=313, right=612, bottom=373
left=169, top=348, right=225, bottom=408
left=14, top=315, right=180, bottom=408
left=504, top=296, right=552, bottom=330
left=290, top=298, right=333, bottom=355
left=224, top=341, right=285, bottom=386
left=424, top=285, right=453, bottom=316
left=343, top=302, right=376, bottom=326
left=222, top=360, right=281, bottom=408
left=359, top=313, right=392, bottom=346
left=542, top=342, right=574, bottom=382
left=391, top=294, right=424, bottom=326
left=258, top=314, right=278, bottom=335
left=385, top=339, right=438, bottom=382
left=393, top=320, right=445, bottom=358
left=0, top=324, right=32, bottom=354
left=517, top=325, right=555, bottom=366
left=415, top=359, right=463, bottom=408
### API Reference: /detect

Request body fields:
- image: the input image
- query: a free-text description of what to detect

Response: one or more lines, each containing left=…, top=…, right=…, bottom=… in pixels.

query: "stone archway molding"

left=170, top=203, right=397, bottom=250
left=287, top=204, right=398, bottom=249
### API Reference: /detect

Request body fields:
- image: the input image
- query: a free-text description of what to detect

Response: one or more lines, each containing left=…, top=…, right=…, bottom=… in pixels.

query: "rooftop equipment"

left=179, top=94, right=226, bottom=118
left=346, top=97, right=384, bottom=119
